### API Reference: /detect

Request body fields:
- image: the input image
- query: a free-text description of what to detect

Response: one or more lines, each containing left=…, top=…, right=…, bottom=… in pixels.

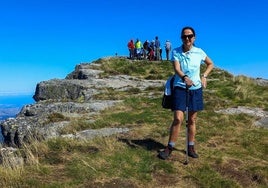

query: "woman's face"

left=181, top=29, right=195, bottom=47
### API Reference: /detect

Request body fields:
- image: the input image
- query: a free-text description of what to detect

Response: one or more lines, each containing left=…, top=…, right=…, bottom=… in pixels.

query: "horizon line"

left=0, top=91, right=34, bottom=96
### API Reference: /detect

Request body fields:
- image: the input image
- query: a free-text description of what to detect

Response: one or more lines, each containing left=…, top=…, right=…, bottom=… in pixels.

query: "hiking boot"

left=158, top=145, right=173, bottom=160
left=188, top=145, right=199, bottom=158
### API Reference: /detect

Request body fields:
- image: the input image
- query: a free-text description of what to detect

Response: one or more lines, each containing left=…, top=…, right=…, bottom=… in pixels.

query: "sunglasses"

left=181, top=34, right=194, bottom=40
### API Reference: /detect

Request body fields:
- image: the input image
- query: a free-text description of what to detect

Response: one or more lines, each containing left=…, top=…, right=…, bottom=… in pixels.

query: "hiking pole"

left=184, top=86, right=190, bottom=165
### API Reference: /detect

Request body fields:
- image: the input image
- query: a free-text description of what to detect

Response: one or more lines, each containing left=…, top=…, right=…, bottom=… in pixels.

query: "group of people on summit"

left=127, top=36, right=172, bottom=61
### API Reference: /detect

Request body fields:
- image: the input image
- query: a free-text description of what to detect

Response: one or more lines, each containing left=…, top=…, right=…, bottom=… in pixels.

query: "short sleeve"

left=171, top=47, right=181, bottom=62
left=200, top=49, right=207, bottom=62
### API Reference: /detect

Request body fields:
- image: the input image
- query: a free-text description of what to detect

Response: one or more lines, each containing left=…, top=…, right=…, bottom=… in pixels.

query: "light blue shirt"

left=171, top=45, right=207, bottom=90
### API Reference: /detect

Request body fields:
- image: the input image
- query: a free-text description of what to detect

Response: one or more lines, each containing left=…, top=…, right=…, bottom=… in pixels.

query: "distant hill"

left=0, top=107, right=20, bottom=120
left=0, top=94, right=34, bottom=121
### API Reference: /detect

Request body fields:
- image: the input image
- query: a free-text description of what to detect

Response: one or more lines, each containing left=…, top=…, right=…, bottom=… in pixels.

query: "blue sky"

left=0, top=0, right=267, bottom=95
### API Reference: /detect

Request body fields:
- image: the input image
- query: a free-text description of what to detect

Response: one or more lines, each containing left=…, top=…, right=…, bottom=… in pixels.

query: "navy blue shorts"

left=171, top=87, right=203, bottom=112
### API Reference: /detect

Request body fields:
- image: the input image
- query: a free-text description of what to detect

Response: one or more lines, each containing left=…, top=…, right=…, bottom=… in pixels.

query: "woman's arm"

left=202, top=56, right=214, bottom=88
left=173, top=60, right=194, bottom=87
left=173, top=60, right=184, bottom=78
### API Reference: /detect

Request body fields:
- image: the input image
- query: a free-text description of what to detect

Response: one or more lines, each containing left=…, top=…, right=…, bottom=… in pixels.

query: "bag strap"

left=170, top=75, right=175, bottom=94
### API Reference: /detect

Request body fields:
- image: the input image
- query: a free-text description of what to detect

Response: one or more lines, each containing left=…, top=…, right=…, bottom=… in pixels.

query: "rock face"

left=33, top=63, right=163, bottom=102
left=215, top=106, right=268, bottom=128
left=33, top=79, right=87, bottom=101
left=0, top=59, right=164, bottom=147
left=255, top=78, right=268, bottom=87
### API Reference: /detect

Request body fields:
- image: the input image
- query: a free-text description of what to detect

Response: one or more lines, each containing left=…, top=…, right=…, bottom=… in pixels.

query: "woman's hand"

left=201, top=77, right=207, bottom=88
left=184, top=77, right=195, bottom=88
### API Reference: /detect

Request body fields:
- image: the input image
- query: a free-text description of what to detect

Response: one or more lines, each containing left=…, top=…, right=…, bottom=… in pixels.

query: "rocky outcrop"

left=33, top=63, right=163, bottom=102
left=0, top=100, right=122, bottom=147
left=33, top=79, right=88, bottom=101
left=255, top=78, right=268, bottom=87
left=215, top=106, right=268, bottom=128
left=1, top=58, right=164, bottom=147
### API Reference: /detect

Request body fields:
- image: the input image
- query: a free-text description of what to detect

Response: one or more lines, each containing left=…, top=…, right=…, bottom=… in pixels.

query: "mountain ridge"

left=0, top=57, right=267, bottom=187
left=1, top=56, right=267, bottom=147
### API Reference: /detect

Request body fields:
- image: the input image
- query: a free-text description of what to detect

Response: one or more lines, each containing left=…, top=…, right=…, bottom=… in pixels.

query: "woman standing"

left=159, top=26, right=214, bottom=160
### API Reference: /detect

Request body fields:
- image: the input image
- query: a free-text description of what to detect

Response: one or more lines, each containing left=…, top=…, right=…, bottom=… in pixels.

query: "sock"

left=168, top=142, right=175, bottom=148
left=188, top=141, right=194, bottom=146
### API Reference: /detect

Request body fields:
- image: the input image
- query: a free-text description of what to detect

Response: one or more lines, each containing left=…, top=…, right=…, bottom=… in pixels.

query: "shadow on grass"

left=118, top=138, right=188, bottom=163
left=119, top=138, right=165, bottom=151
left=118, top=138, right=185, bottom=154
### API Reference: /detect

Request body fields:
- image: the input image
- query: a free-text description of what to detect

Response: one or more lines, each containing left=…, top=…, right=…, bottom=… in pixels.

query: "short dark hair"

left=181, top=26, right=196, bottom=37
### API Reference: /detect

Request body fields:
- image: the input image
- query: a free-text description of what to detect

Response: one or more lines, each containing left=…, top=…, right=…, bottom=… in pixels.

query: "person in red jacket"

left=127, top=39, right=135, bottom=59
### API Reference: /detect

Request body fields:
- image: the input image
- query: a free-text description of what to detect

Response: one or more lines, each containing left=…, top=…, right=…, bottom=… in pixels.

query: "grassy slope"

left=0, top=58, right=267, bottom=188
